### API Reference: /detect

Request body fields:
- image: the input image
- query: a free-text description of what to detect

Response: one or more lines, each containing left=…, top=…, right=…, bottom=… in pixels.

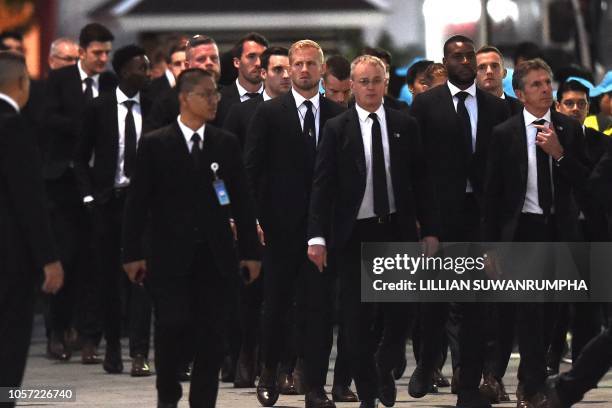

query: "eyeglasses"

left=356, top=77, right=385, bottom=87
left=562, top=99, right=588, bottom=109
left=53, top=55, right=79, bottom=63
left=190, top=90, right=221, bottom=101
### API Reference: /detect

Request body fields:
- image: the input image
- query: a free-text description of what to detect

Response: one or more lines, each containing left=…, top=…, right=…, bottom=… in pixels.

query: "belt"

left=357, top=213, right=396, bottom=225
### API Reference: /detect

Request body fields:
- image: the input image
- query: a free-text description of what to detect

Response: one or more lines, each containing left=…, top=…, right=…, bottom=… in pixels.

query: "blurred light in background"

left=487, top=0, right=519, bottom=24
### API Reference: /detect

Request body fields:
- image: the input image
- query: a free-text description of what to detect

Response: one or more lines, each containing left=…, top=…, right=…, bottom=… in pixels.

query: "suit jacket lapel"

left=109, top=92, right=120, bottom=170
left=475, top=88, right=486, bottom=152
left=384, top=106, right=401, bottom=199
left=282, top=91, right=304, bottom=139
left=516, top=112, right=528, bottom=191
left=348, top=107, right=367, bottom=183
left=70, top=64, right=85, bottom=103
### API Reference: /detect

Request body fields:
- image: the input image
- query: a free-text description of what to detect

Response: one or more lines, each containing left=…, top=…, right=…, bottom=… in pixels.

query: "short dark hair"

left=512, top=58, right=552, bottom=91
left=0, top=51, right=27, bottom=89
left=361, top=46, right=392, bottom=67
left=79, top=23, right=114, bottom=48
left=513, top=42, right=542, bottom=66
left=232, top=32, right=269, bottom=59
left=443, top=35, right=474, bottom=57
left=260, top=46, right=288, bottom=70
left=186, top=35, right=216, bottom=60
left=556, top=80, right=589, bottom=102
left=112, top=44, right=146, bottom=76
left=476, top=45, right=504, bottom=59
left=167, top=43, right=187, bottom=63
left=406, top=60, right=433, bottom=86
left=177, top=68, right=213, bottom=94
left=324, top=55, right=351, bottom=81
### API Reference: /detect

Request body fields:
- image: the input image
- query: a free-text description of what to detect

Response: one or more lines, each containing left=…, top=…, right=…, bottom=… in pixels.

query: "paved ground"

left=16, top=315, right=612, bottom=407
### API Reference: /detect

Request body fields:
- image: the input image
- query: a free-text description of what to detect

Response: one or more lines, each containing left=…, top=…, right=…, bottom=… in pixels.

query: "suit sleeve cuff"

left=308, top=237, right=326, bottom=247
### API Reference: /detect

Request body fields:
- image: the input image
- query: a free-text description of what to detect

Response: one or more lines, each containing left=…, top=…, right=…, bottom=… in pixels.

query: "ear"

left=260, top=68, right=267, bottom=80
left=515, top=89, right=525, bottom=104
left=79, top=46, right=86, bottom=59
left=502, top=68, right=507, bottom=79
left=554, top=101, right=561, bottom=112
left=233, top=57, right=240, bottom=69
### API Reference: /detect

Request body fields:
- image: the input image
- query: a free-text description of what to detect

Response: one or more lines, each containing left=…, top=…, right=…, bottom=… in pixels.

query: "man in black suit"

left=147, top=43, right=186, bottom=101
left=122, top=68, right=261, bottom=408
left=307, top=55, right=440, bottom=408
left=476, top=45, right=523, bottom=115
left=484, top=58, right=589, bottom=408
left=408, top=35, right=510, bottom=408
left=0, top=51, right=64, bottom=406
left=361, top=47, right=410, bottom=113
left=245, top=39, right=345, bottom=408
left=43, top=22, right=117, bottom=364
left=322, top=55, right=352, bottom=107
left=74, top=45, right=153, bottom=377
left=145, top=35, right=221, bottom=132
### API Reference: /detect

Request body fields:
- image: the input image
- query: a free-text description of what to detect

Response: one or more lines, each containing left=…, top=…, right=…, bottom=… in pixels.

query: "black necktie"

left=84, top=77, right=94, bottom=101
left=303, top=100, right=317, bottom=166
left=245, top=92, right=260, bottom=99
left=370, top=113, right=390, bottom=217
left=456, top=91, right=473, bottom=155
left=533, top=119, right=553, bottom=216
left=191, top=133, right=201, bottom=171
left=123, top=100, right=137, bottom=178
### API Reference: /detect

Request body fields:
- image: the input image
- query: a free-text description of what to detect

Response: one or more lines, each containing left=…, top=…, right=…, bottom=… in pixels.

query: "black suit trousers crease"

left=150, top=242, right=234, bottom=407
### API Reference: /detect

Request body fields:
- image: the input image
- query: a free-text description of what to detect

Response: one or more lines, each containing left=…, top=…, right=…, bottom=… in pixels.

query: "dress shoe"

left=451, top=368, right=460, bottom=394
left=278, top=372, right=298, bottom=395
left=331, top=384, right=358, bottom=402
left=305, top=388, right=336, bottom=408
left=479, top=373, right=502, bottom=404
left=234, top=348, right=255, bottom=388
left=81, top=342, right=101, bottom=364
left=393, top=353, right=407, bottom=380
left=545, top=375, right=568, bottom=408
left=517, top=392, right=548, bottom=408
left=47, top=332, right=71, bottom=361
left=131, top=354, right=152, bottom=377
left=221, top=355, right=236, bottom=383
left=157, top=401, right=177, bottom=408
left=429, top=383, right=439, bottom=393
left=434, top=368, right=450, bottom=387
left=103, top=345, right=123, bottom=374
left=177, top=363, right=191, bottom=382
left=257, top=367, right=279, bottom=407
left=293, top=358, right=306, bottom=394
left=360, top=399, right=379, bottom=408
left=376, top=362, right=396, bottom=407
left=408, top=365, right=434, bottom=398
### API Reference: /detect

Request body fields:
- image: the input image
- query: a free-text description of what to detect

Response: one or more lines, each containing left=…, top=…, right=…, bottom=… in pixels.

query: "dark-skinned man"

left=408, top=35, right=509, bottom=408
left=308, top=54, right=440, bottom=408
left=122, top=68, right=261, bottom=408
left=74, top=45, right=154, bottom=377
left=484, top=59, right=589, bottom=408
left=43, top=22, right=117, bottom=364
left=245, top=39, right=345, bottom=408
left=0, top=51, right=64, bottom=408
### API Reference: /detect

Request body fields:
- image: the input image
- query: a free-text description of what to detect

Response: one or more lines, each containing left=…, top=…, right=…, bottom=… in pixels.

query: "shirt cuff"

left=308, top=237, right=326, bottom=247
left=83, top=195, right=94, bottom=203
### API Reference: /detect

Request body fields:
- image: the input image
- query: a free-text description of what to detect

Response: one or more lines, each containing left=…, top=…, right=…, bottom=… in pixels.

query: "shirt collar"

left=263, top=89, right=273, bottom=101
left=447, top=81, right=477, bottom=98
left=165, top=69, right=176, bottom=88
left=177, top=115, right=205, bottom=145
left=116, top=87, right=140, bottom=105
left=236, top=78, right=263, bottom=98
left=523, top=108, right=552, bottom=128
left=77, top=60, right=100, bottom=85
left=292, top=88, right=320, bottom=111
left=355, top=102, right=385, bottom=124
left=500, top=92, right=506, bottom=99
left=0, top=92, right=20, bottom=113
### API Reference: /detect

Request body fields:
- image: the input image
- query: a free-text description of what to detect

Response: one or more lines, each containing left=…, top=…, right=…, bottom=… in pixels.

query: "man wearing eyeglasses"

left=48, top=38, right=80, bottom=70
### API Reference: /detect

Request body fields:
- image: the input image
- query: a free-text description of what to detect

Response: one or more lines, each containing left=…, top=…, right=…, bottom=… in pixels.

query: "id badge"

left=213, top=179, right=230, bottom=206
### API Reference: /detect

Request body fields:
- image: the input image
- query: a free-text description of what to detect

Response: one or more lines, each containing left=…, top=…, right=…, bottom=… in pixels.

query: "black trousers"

left=261, top=234, right=334, bottom=389
left=44, top=171, right=98, bottom=341
left=150, top=243, right=233, bottom=407
left=483, top=303, right=516, bottom=380
left=332, top=275, right=352, bottom=387
left=92, top=190, right=151, bottom=355
left=337, top=216, right=410, bottom=401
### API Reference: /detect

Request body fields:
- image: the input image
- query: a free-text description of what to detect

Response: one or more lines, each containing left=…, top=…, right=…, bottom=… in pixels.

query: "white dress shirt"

left=165, top=69, right=176, bottom=88
left=292, top=88, right=321, bottom=142
left=177, top=115, right=205, bottom=152
left=78, top=60, right=100, bottom=98
left=308, top=103, right=396, bottom=247
left=0, top=92, right=19, bottom=112
left=236, top=78, right=264, bottom=102
left=115, top=88, right=142, bottom=187
left=522, top=108, right=553, bottom=214
left=447, top=81, right=478, bottom=192
left=262, top=90, right=273, bottom=101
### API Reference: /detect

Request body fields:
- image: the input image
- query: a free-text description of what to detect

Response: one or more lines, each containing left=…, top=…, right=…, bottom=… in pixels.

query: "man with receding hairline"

left=48, top=38, right=80, bottom=70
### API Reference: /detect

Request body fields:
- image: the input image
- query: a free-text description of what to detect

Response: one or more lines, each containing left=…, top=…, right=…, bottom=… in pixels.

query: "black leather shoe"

left=293, top=358, right=306, bottom=394
left=360, top=399, right=379, bottom=408
left=234, top=348, right=255, bottom=388
left=257, top=367, right=279, bottom=407
left=157, top=401, right=177, bottom=408
left=47, top=332, right=71, bottom=361
left=305, top=388, right=336, bottom=408
left=130, top=354, right=152, bottom=377
left=278, top=372, right=298, bottom=395
left=545, top=375, right=568, bottom=408
left=434, top=368, right=450, bottom=387
left=81, top=342, right=101, bottom=364
left=377, top=363, right=396, bottom=407
left=177, top=363, right=191, bottom=382
left=103, top=345, right=123, bottom=374
left=331, top=384, right=358, bottom=402
left=221, top=355, right=236, bottom=383
left=408, top=365, right=433, bottom=398
left=479, top=373, right=501, bottom=404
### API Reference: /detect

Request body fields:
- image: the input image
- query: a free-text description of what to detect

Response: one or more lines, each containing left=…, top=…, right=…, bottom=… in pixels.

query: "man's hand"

left=483, top=251, right=502, bottom=280
left=42, top=261, right=64, bottom=294
left=534, top=124, right=564, bottom=160
left=257, top=224, right=265, bottom=246
left=421, top=236, right=439, bottom=257
left=308, top=244, right=327, bottom=272
left=240, top=260, right=261, bottom=284
left=123, top=260, right=147, bottom=285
